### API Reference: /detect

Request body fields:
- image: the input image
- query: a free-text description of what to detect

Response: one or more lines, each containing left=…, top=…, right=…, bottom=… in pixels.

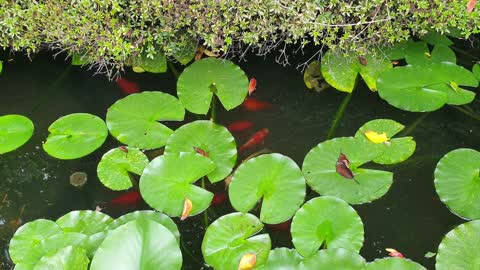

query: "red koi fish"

left=267, top=219, right=291, bottom=231
left=110, top=191, right=142, bottom=206
left=468, top=0, right=476, bottom=13
left=193, top=147, right=209, bottom=158
left=239, top=128, right=269, bottom=152
left=211, top=192, right=227, bottom=206
left=227, top=120, right=254, bottom=132
left=386, top=248, right=405, bottom=258
left=116, top=78, right=140, bottom=95
left=242, top=97, right=272, bottom=112
left=248, top=78, right=257, bottom=95
left=336, top=153, right=359, bottom=184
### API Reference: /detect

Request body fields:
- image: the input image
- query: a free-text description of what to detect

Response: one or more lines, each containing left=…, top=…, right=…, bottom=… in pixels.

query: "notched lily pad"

left=256, top=248, right=303, bottom=270
left=132, top=51, right=167, bottom=73
left=43, top=113, right=108, bottom=159
left=366, top=257, right=426, bottom=270
left=0, top=114, right=34, bottom=154
left=301, top=248, right=366, bottom=270
left=201, top=212, right=271, bottom=270
left=229, top=153, right=306, bottom=224
left=33, top=246, right=89, bottom=270
left=97, top=147, right=149, bottom=190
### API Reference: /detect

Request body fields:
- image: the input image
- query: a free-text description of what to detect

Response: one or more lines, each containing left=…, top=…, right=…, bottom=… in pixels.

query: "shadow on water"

left=0, top=46, right=479, bottom=269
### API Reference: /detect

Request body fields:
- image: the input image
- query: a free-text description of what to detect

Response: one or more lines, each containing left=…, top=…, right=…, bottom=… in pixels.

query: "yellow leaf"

left=132, top=66, right=145, bottom=73
left=181, top=198, right=192, bottom=221
left=238, top=253, right=256, bottom=270
left=364, top=130, right=389, bottom=144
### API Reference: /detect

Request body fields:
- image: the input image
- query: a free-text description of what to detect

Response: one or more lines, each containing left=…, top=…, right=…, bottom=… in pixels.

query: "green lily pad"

left=164, top=120, right=236, bottom=183
left=90, top=219, right=182, bottom=270
left=229, top=153, right=306, bottom=224
left=132, top=51, right=167, bottom=73
left=201, top=212, right=271, bottom=270
left=301, top=248, right=366, bottom=270
left=0, top=60, right=3, bottom=73
left=9, top=220, right=63, bottom=264
left=366, top=257, right=426, bottom=270
left=304, top=61, right=329, bottom=92
left=291, top=196, right=364, bottom=257
left=256, top=248, right=303, bottom=270
left=473, top=63, right=480, bottom=80
left=421, top=31, right=454, bottom=46
left=302, top=137, right=393, bottom=204
left=172, top=42, right=196, bottom=65
left=33, top=246, right=89, bottom=270
left=404, top=42, right=431, bottom=66
left=43, top=113, right=108, bottom=159
left=139, top=152, right=216, bottom=217
left=377, top=62, right=478, bottom=112
left=108, top=210, right=180, bottom=243
left=354, top=119, right=416, bottom=164
left=320, top=49, right=392, bottom=93
left=106, top=92, right=185, bottom=149
left=431, top=45, right=456, bottom=63
left=177, top=58, right=248, bottom=114
left=0, top=114, right=34, bottom=154
left=434, top=148, right=480, bottom=219
left=436, top=220, right=480, bottom=270
left=97, top=147, right=149, bottom=190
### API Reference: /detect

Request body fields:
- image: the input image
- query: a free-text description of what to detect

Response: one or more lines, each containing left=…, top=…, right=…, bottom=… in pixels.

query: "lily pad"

left=108, top=211, right=180, bottom=243
left=436, top=220, right=480, bottom=270
left=473, top=63, right=480, bottom=81
left=320, top=49, right=392, bottom=93
left=304, top=61, right=329, bottom=92
left=33, top=246, right=89, bottom=270
left=132, top=51, right=167, bottom=73
left=421, top=31, right=454, bottom=46
left=97, top=147, right=149, bottom=190
left=256, top=248, right=303, bottom=270
left=0, top=60, right=3, bottom=73
left=0, top=114, right=34, bottom=154
left=377, top=62, right=478, bottom=112
left=164, top=120, right=237, bottom=183
left=172, top=42, right=196, bottom=65
left=90, top=219, right=182, bottom=270
left=177, top=58, right=249, bottom=114
left=139, top=152, right=216, bottom=217
left=229, top=153, right=306, bottom=224
left=366, top=257, right=426, bottom=270
left=301, top=248, right=366, bottom=270
left=354, top=119, right=416, bottom=164
left=106, top=92, right=185, bottom=149
left=434, top=148, right=480, bottom=219
left=201, top=212, right=271, bottom=270
left=43, top=113, right=108, bottom=159
left=291, top=196, right=364, bottom=257
left=302, top=137, right=393, bottom=204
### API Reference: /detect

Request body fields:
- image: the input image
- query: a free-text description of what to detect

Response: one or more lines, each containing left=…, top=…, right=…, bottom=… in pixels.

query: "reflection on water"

left=0, top=50, right=479, bottom=269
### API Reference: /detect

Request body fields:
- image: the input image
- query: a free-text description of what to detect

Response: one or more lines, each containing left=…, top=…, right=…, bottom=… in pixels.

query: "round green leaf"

left=354, top=119, right=416, bottom=164
left=357, top=54, right=393, bottom=91
left=108, top=210, right=180, bottom=243
left=106, top=92, right=185, bottom=149
left=132, top=51, right=167, bottom=73
left=165, top=120, right=236, bottom=183
left=229, top=153, right=306, bottom=224
left=97, top=147, right=149, bottom=190
left=421, top=31, right=454, bottom=46
left=366, top=258, right=426, bottom=270
left=404, top=42, right=430, bottom=66
left=202, top=212, right=271, bottom=270
left=43, top=113, right=108, bottom=159
left=9, top=220, right=63, bottom=264
left=256, top=248, right=303, bottom=270
left=90, top=219, right=182, bottom=270
left=431, top=45, right=456, bottom=63
left=302, top=137, right=393, bottom=204
left=303, top=61, right=329, bottom=92
left=291, top=196, right=364, bottom=257
left=436, top=220, right=480, bottom=270
left=301, top=248, right=366, bottom=270
left=434, top=148, right=480, bottom=219
left=140, top=152, right=216, bottom=217
left=177, top=58, right=248, bottom=114
left=0, top=114, right=34, bottom=154
left=172, top=42, right=196, bottom=65
left=473, top=63, right=480, bottom=81
left=34, top=246, right=89, bottom=270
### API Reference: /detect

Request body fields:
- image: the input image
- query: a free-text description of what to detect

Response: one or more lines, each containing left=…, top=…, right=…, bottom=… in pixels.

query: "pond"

left=0, top=43, right=479, bottom=269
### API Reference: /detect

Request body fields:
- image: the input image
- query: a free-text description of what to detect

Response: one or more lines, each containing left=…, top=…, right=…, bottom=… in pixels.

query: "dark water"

left=0, top=47, right=479, bottom=269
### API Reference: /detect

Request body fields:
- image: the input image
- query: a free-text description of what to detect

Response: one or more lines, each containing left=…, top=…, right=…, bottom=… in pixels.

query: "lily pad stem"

left=167, top=61, right=180, bottom=79
left=210, top=94, right=217, bottom=123
left=201, top=177, right=209, bottom=228
left=326, top=93, right=352, bottom=139
left=451, top=105, right=480, bottom=121
left=398, top=112, right=429, bottom=136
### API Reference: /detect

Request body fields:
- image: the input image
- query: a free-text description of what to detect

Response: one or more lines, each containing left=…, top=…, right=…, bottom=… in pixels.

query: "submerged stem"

left=30, top=65, right=72, bottom=114
left=451, top=105, right=480, bottom=121
left=167, top=61, right=180, bottom=79
left=210, top=94, right=217, bottom=123
left=326, top=93, right=352, bottom=139
left=398, top=112, right=430, bottom=136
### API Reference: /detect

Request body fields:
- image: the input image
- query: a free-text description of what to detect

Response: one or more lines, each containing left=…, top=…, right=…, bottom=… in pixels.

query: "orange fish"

left=386, top=248, right=405, bottom=258
left=242, top=98, right=272, bottom=112
left=193, top=147, right=209, bottom=158
left=228, top=121, right=254, bottom=132
left=116, top=78, right=140, bottom=95
left=181, top=198, right=193, bottom=221
left=248, top=78, right=257, bottom=95
left=110, top=191, right=142, bottom=206
left=239, top=128, right=269, bottom=152
left=468, top=0, right=476, bottom=12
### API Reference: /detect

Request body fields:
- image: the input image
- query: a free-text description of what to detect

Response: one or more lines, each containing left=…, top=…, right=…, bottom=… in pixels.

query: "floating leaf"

left=177, top=58, right=248, bottom=114
left=172, top=41, right=196, bottom=65
left=302, top=137, right=393, bottom=204
left=90, top=219, right=182, bottom=270
left=404, top=42, right=431, bottom=66
left=320, top=50, right=392, bottom=93
left=97, top=147, right=149, bottom=190
left=106, top=92, right=185, bottom=149
left=164, top=120, right=237, bottom=183
left=0, top=60, right=3, bottom=73
left=431, top=45, right=456, bottom=63
left=303, top=61, right=329, bottom=92
left=366, top=257, right=426, bottom=270
left=132, top=51, right=167, bottom=73
left=434, top=148, right=480, bottom=219
left=0, top=114, right=34, bottom=154
left=139, top=152, right=216, bottom=217
left=108, top=211, right=180, bottom=243
left=377, top=62, right=478, bottom=112
left=33, top=246, right=89, bottom=270
left=354, top=119, right=416, bottom=164
left=291, top=196, right=364, bottom=257
left=421, top=31, right=454, bottom=46
left=201, top=212, right=271, bottom=270
left=43, top=113, right=108, bottom=159
left=229, top=153, right=306, bottom=224
left=256, top=248, right=303, bottom=270
left=301, top=248, right=366, bottom=270
left=473, top=63, right=480, bottom=81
